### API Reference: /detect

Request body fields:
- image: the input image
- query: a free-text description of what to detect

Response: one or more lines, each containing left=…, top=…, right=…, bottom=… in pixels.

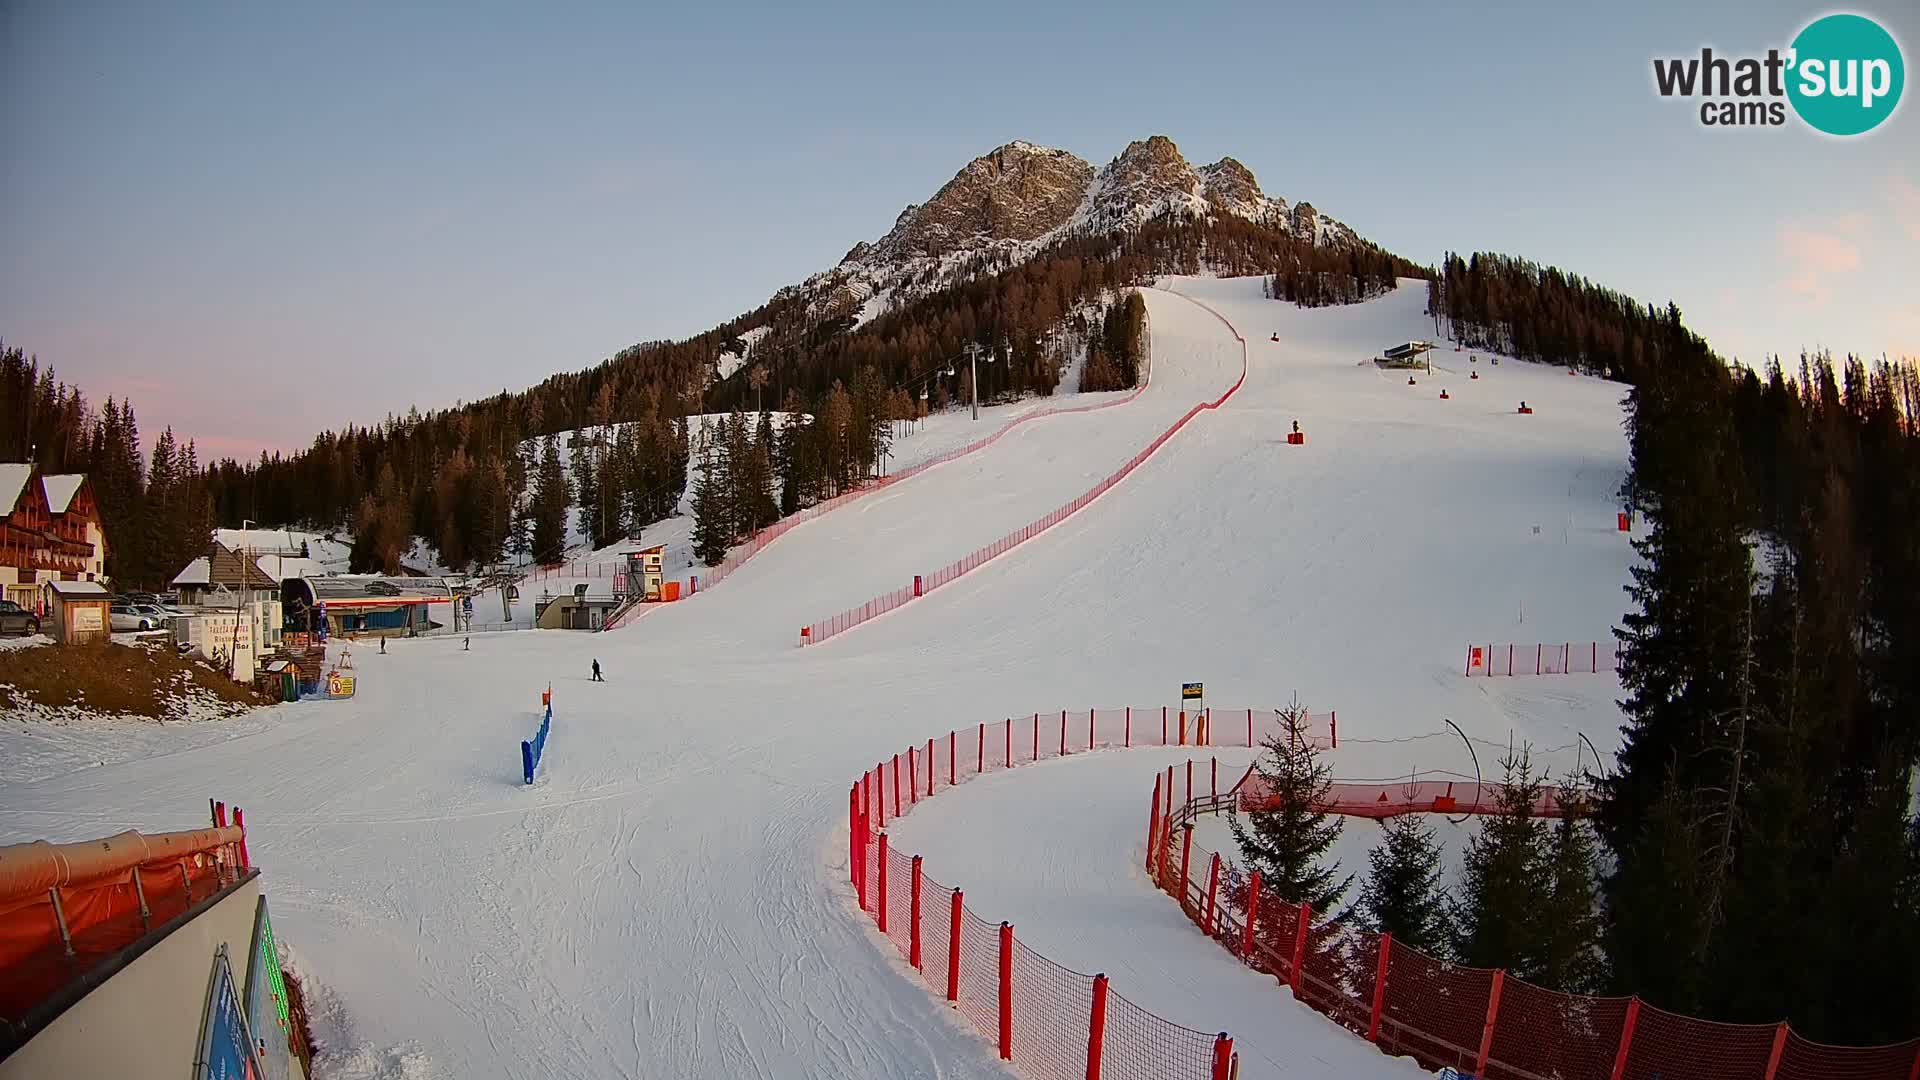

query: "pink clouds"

left=1779, top=217, right=1865, bottom=307
left=1890, top=176, right=1920, bottom=243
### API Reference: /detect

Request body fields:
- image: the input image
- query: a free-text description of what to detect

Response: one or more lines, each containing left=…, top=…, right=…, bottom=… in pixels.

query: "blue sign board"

left=197, top=945, right=262, bottom=1080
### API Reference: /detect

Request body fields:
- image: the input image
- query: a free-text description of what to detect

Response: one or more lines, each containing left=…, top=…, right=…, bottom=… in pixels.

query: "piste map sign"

left=197, top=944, right=263, bottom=1080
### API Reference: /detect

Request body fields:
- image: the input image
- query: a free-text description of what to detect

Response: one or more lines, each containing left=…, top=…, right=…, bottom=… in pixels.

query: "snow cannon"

left=1286, top=420, right=1306, bottom=446
left=1269, top=332, right=1279, bottom=342
left=1470, top=371, right=1480, bottom=380
left=1440, top=389, right=1450, bottom=400
left=800, top=626, right=811, bottom=646
left=1568, top=368, right=1577, bottom=377
left=1518, top=401, right=1534, bottom=415
left=1407, top=375, right=1417, bottom=386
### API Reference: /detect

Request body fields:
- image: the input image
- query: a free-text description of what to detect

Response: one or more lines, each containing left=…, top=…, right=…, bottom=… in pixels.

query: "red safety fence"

left=805, top=290, right=1249, bottom=646
left=1236, top=771, right=1578, bottom=819
left=1466, top=641, right=1619, bottom=677
left=849, top=707, right=1265, bottom=1079
left=1148, top=783, right=1920, bottom=1080
left=0, top=800, right=253, bottom=1028
left=606, top=338, right=1157, bottom=632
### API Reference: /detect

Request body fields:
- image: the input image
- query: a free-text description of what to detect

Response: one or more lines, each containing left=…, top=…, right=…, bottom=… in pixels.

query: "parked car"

left=133, top=603, right=177, bottom=625
left=0, top=599, right=40, bottom=636
left=110, top=603, right=159, bottom=632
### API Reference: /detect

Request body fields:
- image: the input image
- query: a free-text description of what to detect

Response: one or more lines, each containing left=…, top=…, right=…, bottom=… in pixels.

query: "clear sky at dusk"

left=3, top=0, right=1916, bottom=458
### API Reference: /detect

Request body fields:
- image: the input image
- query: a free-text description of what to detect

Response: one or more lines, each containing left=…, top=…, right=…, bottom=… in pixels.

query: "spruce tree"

left=689, top=446, right=729, bottom=566
left=1452, top=748, right=1550, bottom=976
left=1228, top=701, right=1351, bottom=916
left=571, top=439, right=600, bottom=551
left=1356, top=814, right=1450, bottom=955
left=1536, top=794, right=1604, bottom=993
left=530, top=435, right=570, bottom=565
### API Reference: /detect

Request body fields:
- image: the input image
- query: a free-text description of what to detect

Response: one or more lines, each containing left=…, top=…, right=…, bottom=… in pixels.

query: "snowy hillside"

left=0, top=276, right=1640, bottom=1079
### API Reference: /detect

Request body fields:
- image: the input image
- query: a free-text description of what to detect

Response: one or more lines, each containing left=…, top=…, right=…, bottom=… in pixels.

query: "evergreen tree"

left=1603, top=774, right=1712, bottom=1011
left=530, top=435, right=570, bottom=565
left=689, top=446, right=729, bottom=566
left=571, top=438, right=600, bottom=552
left=1452, top=748, right=1551, bottom=976
left=1356, top=814, right=1450, bottom=955
left=1228, top=701, right=1351, bottom=916
left=1537, top=794, right=1604, bottom=993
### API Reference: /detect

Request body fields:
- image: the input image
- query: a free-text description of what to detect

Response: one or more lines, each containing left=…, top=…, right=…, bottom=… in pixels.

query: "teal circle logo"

left=1787, top=14, right=1904, bottom=135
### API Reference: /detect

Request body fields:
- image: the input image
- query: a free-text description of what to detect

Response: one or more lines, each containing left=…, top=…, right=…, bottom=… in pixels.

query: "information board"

left=196, top=944, right=263, bottom=1080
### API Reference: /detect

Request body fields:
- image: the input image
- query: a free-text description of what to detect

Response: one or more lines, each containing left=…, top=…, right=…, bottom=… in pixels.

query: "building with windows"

left=0, top=464, right=106, bottom=613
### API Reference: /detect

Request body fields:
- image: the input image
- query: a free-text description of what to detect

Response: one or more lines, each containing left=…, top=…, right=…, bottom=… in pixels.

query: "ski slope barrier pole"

left=520, top=699, right=553, bottom=785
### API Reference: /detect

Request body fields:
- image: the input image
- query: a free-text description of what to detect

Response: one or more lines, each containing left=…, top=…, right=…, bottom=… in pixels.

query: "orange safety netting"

left=0, top=826, right=247, bottom=1026
left=1155, top=799, right=1920, bottom=1080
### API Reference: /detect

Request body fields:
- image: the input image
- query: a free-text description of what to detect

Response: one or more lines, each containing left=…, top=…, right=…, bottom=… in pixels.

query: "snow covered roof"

left=0, top=464, right=31, bottom=515
left=39, top=474, right=84, bottom=513
left=172, top=557, right=212, bottom=586
left=256, top=554, right=328, bottom=582
left=47, top=579, right=109, bottom=597
left=214, top=528, right=306, bottom=555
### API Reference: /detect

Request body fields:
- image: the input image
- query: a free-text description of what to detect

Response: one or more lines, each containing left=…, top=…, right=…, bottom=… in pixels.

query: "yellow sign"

left=1181, top=682, right=1203, bottom=700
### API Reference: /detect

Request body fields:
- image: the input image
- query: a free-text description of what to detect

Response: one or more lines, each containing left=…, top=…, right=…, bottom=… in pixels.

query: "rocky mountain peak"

left=861, top=141, right=1093, bottom=263
left=1198, top=156, right=1283, bottom=223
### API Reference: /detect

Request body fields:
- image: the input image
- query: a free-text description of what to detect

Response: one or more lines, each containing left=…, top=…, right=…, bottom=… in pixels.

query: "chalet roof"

left=47, top=580, right=110, bottom=597
left=213, top=528, right=305, bottom=556
left=40, top=475, right=84, bottom=513
left=172, top=557, right=212, bottom=587
left=184, top=542, right=279, bottom=590
left=0, top=464, right=30, bottom=515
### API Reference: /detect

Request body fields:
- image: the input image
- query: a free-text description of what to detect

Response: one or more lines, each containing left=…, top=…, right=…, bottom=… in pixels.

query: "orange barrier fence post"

left=1205, top=853, right=1221, bottom=934
left=1211, top=757, right=1218, bottom=801
left=947, top=889, right=963, bottom=1002
left=1246, top=708, right=1253, bottom=746
left=978, top=723, right=984, bottom=774
left=1146, top=775, right=1163, bottom=873
left=1060, top=710, right=1067, bottom=756
left=1367, top=932, right=1392, bottom=1042
left=212, top=800, right=226, bottom=828
left=908, top=746, right=918, bottom=805
left=926, top=738, right=935, bottom=795
left=910, top=855, right=923, bottom=970
left=1006, top=720, right=1012, bottom=768
left=1033, top=714, right=1040, bottom=762
left=1608, top=997, right=1640, bottom=1080
left=876, top=833, right=890, bottom=933
left=1331, top=710, right=1338, bottom=748
left=233, top=807, right=249, bottom=868
left=1179, top=709, right=1188, bottom=746
left=1186, top=759, right=1193, bottom=806
left=997, top=922, right=1014, bottom=1061
left=949, top=731, right=956, bottom=787
left=1086, top=973, right=1109, bottom=1080
left=1211, top=1034, right=1234, bottom=1080
left=1763, top=1023, right=1789, bottom=1080
left=1289, top=902, right=1312, bottom=993
left=1124, top=706, right=1131, bottom=747
left=1179, top=826, right=1194, bottom=912
left=1163, top=706, right=1168, bottom=745
left=848, top=785, right=859, bottom=888
left=1242, top=871, right=1262, bottom=961
left=873, top=765, right=885, bottom=828
left=893, top=755, right=902, bottom=817
left=1475, top=969, right=1505, bottom=1076
left=1087, top=709, right=1095, bottom=751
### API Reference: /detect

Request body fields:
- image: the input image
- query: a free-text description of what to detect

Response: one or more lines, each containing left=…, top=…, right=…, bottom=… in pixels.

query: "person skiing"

left=591, top=658, right=604, bottom=683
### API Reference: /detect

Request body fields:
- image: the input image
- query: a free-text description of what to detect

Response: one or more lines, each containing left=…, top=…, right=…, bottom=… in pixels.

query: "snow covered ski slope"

left=0, top=276, right=1639, bottom=1080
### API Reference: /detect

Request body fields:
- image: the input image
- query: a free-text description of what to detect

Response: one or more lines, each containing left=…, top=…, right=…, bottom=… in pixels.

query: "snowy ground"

left=0, top=276, right=1637, bottom=1079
